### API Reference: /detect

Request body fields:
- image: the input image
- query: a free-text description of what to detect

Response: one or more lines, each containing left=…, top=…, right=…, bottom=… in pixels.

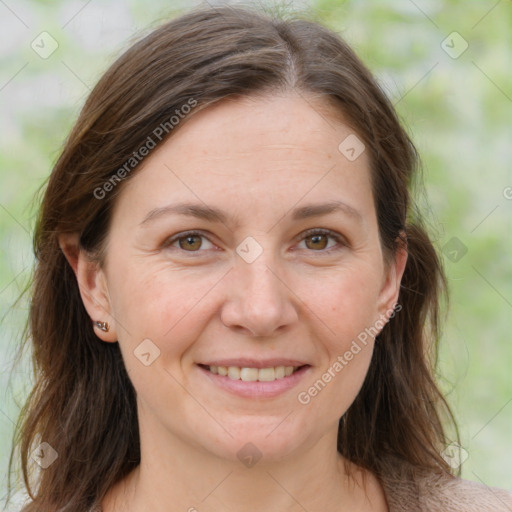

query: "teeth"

left=209, top=365, right=299, bottom=382
left=258, top=367, right=275, bottom=381
left=240, top=367, right=258, bottom=381
left=227, top=366, right=240, bottom=380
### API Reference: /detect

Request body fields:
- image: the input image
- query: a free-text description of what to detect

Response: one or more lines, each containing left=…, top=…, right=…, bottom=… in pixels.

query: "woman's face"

left=77, top=93, right=405, bottom=464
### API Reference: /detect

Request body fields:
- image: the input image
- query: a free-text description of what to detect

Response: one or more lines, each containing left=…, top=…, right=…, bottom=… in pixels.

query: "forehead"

left=172, top=93, right=355, bottom=160
left=113, top=93, right=374, bottom=225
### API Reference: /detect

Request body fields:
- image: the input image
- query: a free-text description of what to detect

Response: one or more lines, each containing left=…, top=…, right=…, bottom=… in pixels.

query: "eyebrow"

left=139, top=200, right=362, bottom=228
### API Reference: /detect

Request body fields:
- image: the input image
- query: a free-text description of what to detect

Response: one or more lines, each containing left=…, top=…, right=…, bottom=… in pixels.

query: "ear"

left=58, top=232, right=118, bottom=342
left=376, top=235, right=408, bottom=322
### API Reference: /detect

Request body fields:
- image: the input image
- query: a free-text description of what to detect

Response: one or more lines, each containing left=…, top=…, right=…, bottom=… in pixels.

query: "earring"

left=94, top=320, right=110, bottom=332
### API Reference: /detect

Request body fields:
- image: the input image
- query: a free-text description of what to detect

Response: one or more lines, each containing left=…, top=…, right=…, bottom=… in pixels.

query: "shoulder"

left=378, top=454, right=512, bottom=512
left=416, top=471, right=512, bottom=512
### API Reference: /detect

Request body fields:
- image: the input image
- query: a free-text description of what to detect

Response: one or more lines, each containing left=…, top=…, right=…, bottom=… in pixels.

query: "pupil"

left=180, top=235, right=201, bottom=250
left=307, top=234, right=327, bottom=250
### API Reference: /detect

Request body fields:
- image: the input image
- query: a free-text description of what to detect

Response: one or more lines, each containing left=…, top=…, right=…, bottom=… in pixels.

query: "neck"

left=102, top=414, right=386, bottom=511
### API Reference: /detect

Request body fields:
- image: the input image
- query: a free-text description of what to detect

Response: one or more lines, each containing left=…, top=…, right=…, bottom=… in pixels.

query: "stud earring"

left=93, top=320, right=110, bottom=332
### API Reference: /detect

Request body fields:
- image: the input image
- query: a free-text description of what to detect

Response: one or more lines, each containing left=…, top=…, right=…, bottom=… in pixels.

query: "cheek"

left=108, top=267, right=217, bottom=414
left=109, top=263, right=222, bottom=358
left=307, top=264, right=382, bottom=343
left=296, top=268, right=381, bottom=414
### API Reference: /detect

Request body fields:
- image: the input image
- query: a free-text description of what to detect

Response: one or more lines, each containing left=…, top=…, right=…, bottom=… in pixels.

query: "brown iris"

left=305, top=234, right=328, bottom=250
left=178, top=235, right=202, bottom=251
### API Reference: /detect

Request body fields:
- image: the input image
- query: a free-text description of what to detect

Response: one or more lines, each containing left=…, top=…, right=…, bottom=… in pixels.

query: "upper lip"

left=198, top=358, right=310, bottom=368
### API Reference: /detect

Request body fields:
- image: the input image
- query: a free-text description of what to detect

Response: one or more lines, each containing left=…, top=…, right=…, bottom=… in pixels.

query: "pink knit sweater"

left=379, top=456, right=512, bottom=511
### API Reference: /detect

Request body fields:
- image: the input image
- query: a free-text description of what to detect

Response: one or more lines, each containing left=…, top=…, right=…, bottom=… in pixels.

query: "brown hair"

left=8, top=4, right=457, bottom=511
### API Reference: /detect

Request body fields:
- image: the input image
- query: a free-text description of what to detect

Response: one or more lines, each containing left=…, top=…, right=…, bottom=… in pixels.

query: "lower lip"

left=197, top=365, right=311, bottom=398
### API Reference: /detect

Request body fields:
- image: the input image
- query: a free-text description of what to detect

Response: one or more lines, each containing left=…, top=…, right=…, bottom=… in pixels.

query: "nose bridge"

left=220, top=240, right=297, bottom=336
left=234, top=234, right=278, bottom=289
left=240, top=254, right=280, bottom=301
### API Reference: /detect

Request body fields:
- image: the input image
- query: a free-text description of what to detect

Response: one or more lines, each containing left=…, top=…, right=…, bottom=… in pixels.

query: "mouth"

left=196, top=361, right=311, bottom=398
left=198, top=363, right=308, bottom=382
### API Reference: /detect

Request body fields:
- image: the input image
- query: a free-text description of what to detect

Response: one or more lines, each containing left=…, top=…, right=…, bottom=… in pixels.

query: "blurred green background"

left=1, top=0, right=511, bottom=507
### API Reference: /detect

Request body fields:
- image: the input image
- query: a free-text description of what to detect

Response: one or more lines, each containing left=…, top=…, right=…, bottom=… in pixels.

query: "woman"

left=8, top=4, right=512, bottom=511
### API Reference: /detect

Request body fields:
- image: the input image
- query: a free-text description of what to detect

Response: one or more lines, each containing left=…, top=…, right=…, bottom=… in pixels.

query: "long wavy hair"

left=8, top=4, right=457, bottom=511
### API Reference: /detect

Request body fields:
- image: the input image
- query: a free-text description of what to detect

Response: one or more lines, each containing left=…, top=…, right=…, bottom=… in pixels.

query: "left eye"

left=296, top=229, right=343, bottom=251
left=165, top=229, right=344, bottom=254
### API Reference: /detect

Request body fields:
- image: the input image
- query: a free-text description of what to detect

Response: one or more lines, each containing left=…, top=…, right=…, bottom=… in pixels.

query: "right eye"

left=164, top=231, right=217, bottom=252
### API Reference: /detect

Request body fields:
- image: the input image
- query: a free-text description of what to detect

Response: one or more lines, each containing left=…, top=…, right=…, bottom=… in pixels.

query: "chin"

left=201, top=417, right=310, bottom=466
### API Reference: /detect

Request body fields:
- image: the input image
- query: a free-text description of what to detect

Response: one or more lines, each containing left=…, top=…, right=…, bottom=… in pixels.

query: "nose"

left=220, top=255, right=299, bottom=338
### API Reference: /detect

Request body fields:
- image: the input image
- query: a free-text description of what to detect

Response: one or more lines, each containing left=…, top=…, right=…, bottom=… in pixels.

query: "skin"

left=60, top=92, right=407, bottom=512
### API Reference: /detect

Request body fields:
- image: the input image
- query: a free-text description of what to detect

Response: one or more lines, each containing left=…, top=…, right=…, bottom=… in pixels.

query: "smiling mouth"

left=198, top=364, right=308, bottom=382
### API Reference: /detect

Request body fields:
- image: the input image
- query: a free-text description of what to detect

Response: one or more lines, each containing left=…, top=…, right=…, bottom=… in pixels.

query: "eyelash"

left=163, top=228, right=347, bottom=255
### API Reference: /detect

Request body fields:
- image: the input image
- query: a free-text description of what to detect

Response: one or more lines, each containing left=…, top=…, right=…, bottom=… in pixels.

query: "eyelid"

left=164, top=228, right=347, bottom=254
left=293, top=228, right=348, bottom=252
left=164, top=230, right=217, bottom=251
